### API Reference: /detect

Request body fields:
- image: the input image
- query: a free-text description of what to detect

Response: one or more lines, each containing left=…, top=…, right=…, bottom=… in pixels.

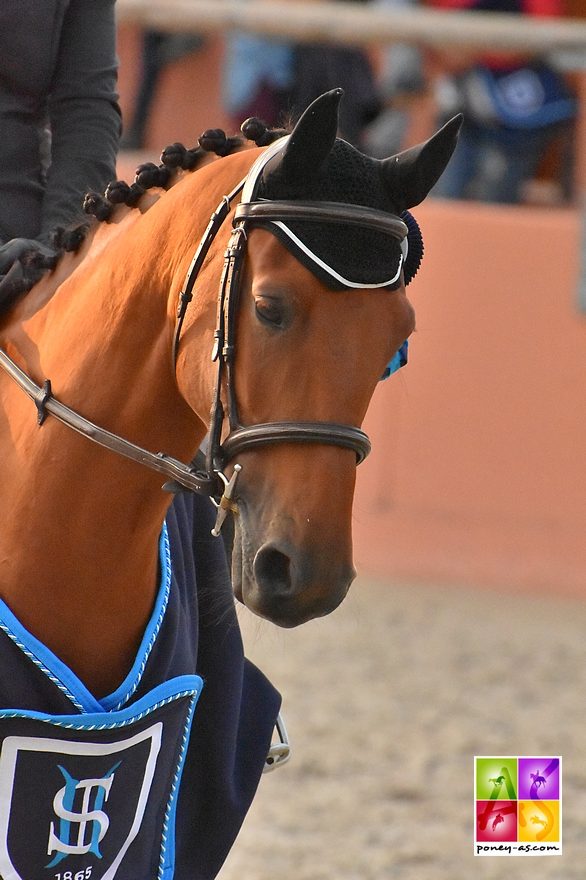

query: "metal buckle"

left=263, top=712, right=291, bottom=773
left=210, top=463, right=242, bottom=536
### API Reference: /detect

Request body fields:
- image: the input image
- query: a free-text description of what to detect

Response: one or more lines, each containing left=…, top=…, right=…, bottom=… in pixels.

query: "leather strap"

left=221, top=421, right=371, bottom=464
left=0, top=349, right=220, bottom=496
left=172, top=178, right=245, bottom=367
left=235, top=201, right=408, bottom=240
left=0, top=166, right=389, bottom=504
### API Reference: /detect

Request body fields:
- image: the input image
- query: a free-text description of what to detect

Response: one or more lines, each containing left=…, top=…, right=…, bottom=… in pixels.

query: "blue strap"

left=381, top=339, right=408, bottom=380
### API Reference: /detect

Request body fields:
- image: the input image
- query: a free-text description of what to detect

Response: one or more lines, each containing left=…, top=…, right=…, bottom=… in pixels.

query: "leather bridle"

left=0, top=139, right=408, bottom=536
left=199, top=198, right=408, bottom=477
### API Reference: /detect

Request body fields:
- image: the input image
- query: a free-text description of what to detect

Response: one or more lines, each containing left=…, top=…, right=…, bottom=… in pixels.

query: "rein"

left=0, top=139, right=408, bottom=536
left=0, top=348, right=218, bottom=496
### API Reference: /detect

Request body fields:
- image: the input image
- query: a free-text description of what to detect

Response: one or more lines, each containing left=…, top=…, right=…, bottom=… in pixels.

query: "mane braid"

left=198, top=129, right=243, bottom=157
left=134, top=163, right=172, bottom=189
left=240, top=117, right=290, bottom=146
left=60, top=223, right=90, bottom=253
left=21, top=249, right=59, bottom=273
left=160, top=143, right=203, bottom=171
left=83, top=191, right=113, bottom=223
left=105, top=180, right=145, bottom=208
left=0, top=119, right=288, bottom=314
left=48, top=222, right=89, bottom=254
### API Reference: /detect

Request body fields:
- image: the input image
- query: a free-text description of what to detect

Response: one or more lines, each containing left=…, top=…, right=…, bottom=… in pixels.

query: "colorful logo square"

left=476, top=800, right=517, bottom=842
left=474, top=756, right=562, bottom=856
left=518, top=757, right=560, bottom=799
left=518, top=800, right=560, bottom=843
left=476, top=757, right=517, bottom=800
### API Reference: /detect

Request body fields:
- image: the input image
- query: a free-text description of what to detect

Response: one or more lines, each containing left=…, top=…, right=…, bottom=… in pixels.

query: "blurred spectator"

left=122, top=30, right=204, bottom=149
left=288, top=0, right=382, bottom=147
left=364, top=0, right=427, bottom=158
left=289, top=42, right=381, bottom=147
left=222, top=32, right=295, bottom=131
left=427, top=0, right=577, bottom=203
left=223, top=0, right=380, bottom=147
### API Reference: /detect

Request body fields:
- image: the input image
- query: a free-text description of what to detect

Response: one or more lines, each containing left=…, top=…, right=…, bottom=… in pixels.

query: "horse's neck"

left=0, top=159, right=244, bottom=695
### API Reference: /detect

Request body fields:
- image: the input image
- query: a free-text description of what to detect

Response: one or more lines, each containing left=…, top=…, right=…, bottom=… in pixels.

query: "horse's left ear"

left=266, top=89, right=343, bottom=185
left=381, top=114, right=463, bottom=211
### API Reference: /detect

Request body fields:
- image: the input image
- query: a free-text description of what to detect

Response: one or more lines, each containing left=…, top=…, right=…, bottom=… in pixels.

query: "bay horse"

left=0, top=90, right=460, bottom=879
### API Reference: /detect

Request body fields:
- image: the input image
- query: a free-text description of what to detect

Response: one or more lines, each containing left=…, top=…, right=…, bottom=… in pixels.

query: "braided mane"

left=72, top=118, right=288, bottom=239
left=1, top=118, right=289, bottom=313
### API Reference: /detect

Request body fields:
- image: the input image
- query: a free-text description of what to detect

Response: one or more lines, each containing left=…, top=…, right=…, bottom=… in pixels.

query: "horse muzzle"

left=240, top=539, right=355, bottom=627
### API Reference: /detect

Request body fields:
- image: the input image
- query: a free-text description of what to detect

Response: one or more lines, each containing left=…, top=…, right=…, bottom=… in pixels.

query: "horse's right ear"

left=381, top=114, right=463, bottom=211
left=269, top=89, right=343, bottom=183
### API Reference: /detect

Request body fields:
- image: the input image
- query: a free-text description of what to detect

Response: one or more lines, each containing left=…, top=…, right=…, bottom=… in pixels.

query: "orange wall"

left=353, top=200, right=586, bottom=596
left=116, top=25, right=586, bottom=596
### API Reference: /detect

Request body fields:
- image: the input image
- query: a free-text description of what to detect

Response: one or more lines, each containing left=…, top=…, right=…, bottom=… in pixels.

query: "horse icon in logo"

left=530, top=771, right=547, bottom=790
left=489, top=776, right=505, bottom=788
left=492, top=813, right=505, bottom=832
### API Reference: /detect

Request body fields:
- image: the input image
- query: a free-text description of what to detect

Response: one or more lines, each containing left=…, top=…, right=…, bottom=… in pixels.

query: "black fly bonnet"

left=242, top=134, right=424, bottom=292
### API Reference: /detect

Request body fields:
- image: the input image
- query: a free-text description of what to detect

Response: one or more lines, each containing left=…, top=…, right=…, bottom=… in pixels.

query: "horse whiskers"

left=205, top=593, right=242, bottom=631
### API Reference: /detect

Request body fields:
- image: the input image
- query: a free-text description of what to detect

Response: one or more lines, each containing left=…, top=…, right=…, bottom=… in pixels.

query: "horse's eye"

left=255, top=297, right=284, bottom=327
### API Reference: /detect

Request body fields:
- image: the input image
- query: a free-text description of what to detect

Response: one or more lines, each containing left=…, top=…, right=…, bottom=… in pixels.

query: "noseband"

left=0, top=138, right=408, bottom=536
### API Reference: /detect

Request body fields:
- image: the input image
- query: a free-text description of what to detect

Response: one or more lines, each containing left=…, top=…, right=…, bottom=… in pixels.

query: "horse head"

left=0, top=90, right=460, bottom=692
left=176, top=90, right=461, bottom=627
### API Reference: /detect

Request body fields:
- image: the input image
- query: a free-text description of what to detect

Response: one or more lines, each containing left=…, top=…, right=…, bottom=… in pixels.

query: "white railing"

left=116, top=0, right=586, bottom=62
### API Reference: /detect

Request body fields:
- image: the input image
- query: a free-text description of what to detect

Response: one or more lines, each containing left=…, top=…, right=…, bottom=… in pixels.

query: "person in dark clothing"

left=0, top=0, right=121, bottom=276
left=287, top=0, right=381, bottom=147
left=428, top=0, right=576, bottom=202
left=290, top=44, right=381, bottom=147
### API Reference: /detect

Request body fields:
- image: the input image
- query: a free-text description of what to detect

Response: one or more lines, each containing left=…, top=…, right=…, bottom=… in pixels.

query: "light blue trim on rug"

left=0, top=604, right=102, bottom=713
left=0, top=674, right=201, bottom=730
left=101, top=524, right=172, bottom=711
left=158, top=687, right=199, bottom=879
left=0, top=524, right=173, bottom=714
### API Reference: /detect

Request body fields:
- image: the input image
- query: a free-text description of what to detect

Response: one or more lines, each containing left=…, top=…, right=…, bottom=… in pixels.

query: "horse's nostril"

left=254, top=544, right=292, bottom=594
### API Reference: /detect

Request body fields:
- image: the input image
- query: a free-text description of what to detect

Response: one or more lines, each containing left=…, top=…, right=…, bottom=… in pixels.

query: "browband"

left=234, top=202, right=408, bottom=240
